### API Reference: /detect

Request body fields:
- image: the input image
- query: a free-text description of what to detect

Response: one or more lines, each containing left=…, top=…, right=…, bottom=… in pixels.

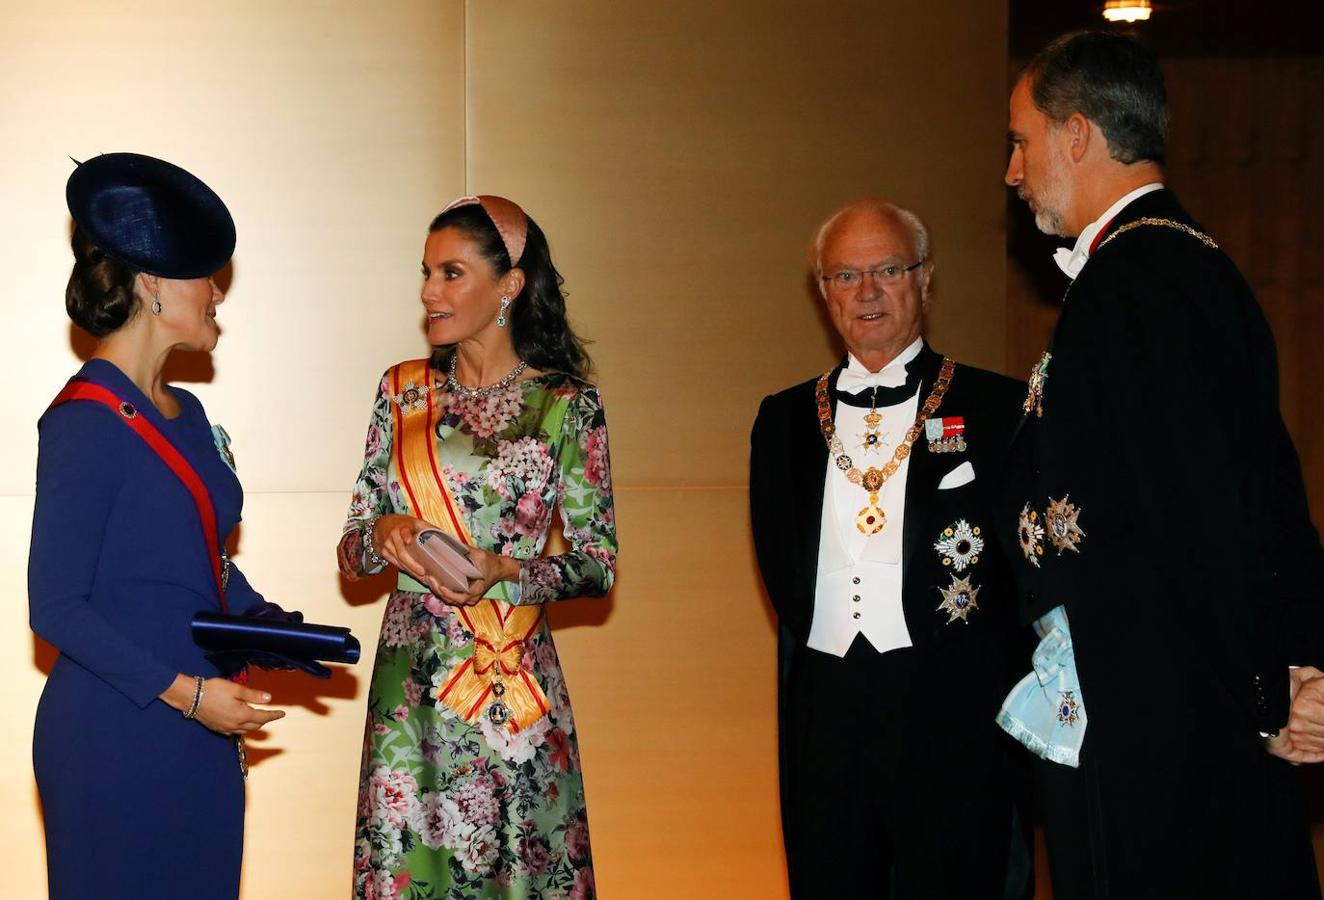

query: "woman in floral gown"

left=338, top=195, right=615, bottom=900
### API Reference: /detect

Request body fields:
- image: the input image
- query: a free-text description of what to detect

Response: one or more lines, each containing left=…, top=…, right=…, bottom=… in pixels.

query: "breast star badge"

left=1044, top=495, right=1085, bottom=555
left=858, top=418, right=889, bottom=456
left=391, top=380, right=431, bottom=414
left=934, top=519, right=984, bottom=571
left=1018, top=503, right=1045, bottom=567
left=937, top=573, right=980, bottom=624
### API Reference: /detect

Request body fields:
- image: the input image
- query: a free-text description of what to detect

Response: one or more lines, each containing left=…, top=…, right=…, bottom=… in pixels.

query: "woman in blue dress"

left=29, top=153, right=286, bottom=899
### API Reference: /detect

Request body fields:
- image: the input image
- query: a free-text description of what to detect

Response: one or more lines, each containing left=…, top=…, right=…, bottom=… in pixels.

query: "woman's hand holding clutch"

left=369, top=514, right=434, bottom=577
left=370, top=514, right=518, bottom=606
left=428, top=545, right=519, bottom=608
left=161, top=673, right=286, bottom=736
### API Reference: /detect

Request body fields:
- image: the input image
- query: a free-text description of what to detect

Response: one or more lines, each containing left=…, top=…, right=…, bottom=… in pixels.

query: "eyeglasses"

left=820, top=259, right=926, bottom=293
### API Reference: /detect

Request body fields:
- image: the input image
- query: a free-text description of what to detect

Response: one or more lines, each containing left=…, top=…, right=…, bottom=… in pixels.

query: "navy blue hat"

left=66, top=152, right=236, bottom=279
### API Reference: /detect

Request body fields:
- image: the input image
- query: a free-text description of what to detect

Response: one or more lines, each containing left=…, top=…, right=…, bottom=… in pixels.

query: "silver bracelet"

left=182, top=675, right=205, bottom=720
left=362, top=515, right=386, bottom=568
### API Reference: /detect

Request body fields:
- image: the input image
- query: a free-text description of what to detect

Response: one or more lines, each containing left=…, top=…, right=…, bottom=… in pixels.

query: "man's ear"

left=1067, top=113, right=1092, bottom=164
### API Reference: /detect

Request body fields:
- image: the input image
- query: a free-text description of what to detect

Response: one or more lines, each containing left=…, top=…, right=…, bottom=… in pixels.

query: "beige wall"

left=0, top=2, right=467, bottom=896
left=1, top=2, right=1008, bottom=897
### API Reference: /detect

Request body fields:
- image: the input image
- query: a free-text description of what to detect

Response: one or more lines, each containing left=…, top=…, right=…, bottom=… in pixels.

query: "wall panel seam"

left=463, top=0, right=470, bottom=192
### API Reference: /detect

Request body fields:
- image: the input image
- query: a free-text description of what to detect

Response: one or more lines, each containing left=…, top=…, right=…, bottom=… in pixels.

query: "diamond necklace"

left=445, top=353, right=529, bottom=399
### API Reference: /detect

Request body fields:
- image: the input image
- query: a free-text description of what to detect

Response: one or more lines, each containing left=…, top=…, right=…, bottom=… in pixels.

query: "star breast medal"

left=1018, top=503, right=1045, bottom=567
left=1044, top=495, right=1085, bottom=555
left=937, top=573, right=980, bottom=623
left=858, top=407, right=888, bottom=454
left=392, top=378, right=432, bottom=414
left=934, top=519, right=983, bottom=571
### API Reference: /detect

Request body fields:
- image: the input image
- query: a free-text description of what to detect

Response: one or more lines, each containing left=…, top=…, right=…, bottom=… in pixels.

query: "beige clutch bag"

left=413, top=529, right=482, bottom=591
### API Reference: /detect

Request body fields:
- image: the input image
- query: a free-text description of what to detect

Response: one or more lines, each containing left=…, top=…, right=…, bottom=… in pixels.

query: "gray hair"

left=812, top=199, right=931, bottom=283
left=1024, top=31, right=1167, bottom=165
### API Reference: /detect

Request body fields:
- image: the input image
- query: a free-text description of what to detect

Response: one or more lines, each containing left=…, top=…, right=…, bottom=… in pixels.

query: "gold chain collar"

left=814, top=356, right=955, bottom=534
left=1095, top=217, right=1218, bottom=253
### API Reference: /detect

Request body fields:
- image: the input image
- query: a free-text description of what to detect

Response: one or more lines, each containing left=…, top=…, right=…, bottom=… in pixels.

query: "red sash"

left=48, top=378, right=230, bottom=614
left=50, top=377, right=254, bottom=776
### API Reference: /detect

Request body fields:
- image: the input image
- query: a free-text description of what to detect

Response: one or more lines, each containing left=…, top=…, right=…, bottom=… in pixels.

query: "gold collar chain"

left=1095, top=217, right=1218, bottom=252
left=815, top=357, right=955, bottom=535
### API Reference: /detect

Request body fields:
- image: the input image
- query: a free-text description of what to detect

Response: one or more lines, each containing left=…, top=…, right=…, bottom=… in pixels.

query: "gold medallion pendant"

left=857, top=503, right=886, bottom=535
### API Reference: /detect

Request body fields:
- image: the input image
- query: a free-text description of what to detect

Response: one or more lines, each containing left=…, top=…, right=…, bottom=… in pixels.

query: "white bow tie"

left=837, top=363, right=907, bottom=394
left=1054, top=244, right=1093, bottom=281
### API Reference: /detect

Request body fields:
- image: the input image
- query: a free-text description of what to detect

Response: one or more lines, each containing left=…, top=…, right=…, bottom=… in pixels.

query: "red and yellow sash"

left=389, top=360, right=549, bottom=733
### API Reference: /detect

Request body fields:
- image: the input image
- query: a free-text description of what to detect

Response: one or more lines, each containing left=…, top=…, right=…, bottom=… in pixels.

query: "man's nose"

left=1004, top=149, right=1022, bottom=187
left=858, top=272, right=883, bottom=300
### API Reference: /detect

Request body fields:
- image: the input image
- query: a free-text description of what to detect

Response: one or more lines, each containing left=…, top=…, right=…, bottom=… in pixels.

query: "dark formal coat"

left=994, top=188, right=1324, bottom=899
left=29, top=359, right=266, bottom=900
left=750, top=344, right=1028, bottom=896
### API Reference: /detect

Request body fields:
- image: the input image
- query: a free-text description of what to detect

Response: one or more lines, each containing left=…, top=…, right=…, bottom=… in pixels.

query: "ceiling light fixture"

left=1102, top=0, right=1153, bottom=23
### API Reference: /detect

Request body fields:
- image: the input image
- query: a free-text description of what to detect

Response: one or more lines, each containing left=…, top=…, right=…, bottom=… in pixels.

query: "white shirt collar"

left=838, top=337, right=924, bottom=392
left=1052, top=182, right=1165, bottom=281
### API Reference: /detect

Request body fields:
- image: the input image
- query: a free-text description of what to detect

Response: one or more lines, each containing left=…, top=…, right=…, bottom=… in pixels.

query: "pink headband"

left=441, top=194, right=528, bottom=266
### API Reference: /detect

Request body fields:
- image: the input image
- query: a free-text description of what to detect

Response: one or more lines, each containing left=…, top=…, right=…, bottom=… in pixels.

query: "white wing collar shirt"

left=808, top=337, right=924, bottom=657
left=1052, top=182, right=1164, bottom=280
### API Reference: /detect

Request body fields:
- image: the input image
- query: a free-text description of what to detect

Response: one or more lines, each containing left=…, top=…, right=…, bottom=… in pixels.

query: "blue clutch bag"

left=192, top=609, right=361, bottom=679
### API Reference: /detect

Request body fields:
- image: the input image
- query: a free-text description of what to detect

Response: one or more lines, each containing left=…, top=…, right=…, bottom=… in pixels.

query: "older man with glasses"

left=750, top=198, right=1030, bottom=899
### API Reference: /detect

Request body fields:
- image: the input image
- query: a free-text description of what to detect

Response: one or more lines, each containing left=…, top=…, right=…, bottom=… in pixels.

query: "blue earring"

left=497, top=296, right=511, bottom=328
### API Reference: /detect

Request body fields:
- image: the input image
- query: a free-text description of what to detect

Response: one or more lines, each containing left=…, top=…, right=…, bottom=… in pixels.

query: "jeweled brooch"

left=934, top=519, right=983, bottom=572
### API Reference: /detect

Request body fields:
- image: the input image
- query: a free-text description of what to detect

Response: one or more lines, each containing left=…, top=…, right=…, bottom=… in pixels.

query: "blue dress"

left=29, top=359, right=266, bottom=900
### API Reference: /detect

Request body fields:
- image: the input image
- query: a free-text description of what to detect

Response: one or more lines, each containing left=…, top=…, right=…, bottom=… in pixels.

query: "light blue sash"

left=997, top=605, right=1087, bottom=767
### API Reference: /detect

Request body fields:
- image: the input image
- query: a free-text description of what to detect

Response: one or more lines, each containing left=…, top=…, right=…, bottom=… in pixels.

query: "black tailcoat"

left=750, top=344, right=1028, bottom=898
left=995, top=189, right=1323, bottom=898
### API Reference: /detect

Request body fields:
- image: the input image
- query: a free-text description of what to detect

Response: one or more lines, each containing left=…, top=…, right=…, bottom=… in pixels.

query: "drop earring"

left=151, top=298, right=163, bottom=316
left=497, top=296, right=511, bottom=328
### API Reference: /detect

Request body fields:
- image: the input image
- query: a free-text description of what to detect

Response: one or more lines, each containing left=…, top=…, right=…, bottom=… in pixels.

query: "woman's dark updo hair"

left=427, top=204, right=591, bottom=379
left=66, top=227, right=141, bottom=337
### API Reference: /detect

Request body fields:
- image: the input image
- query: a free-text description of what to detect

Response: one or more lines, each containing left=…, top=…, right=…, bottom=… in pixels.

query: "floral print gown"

left=340, top=366, right=616, bottom=900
